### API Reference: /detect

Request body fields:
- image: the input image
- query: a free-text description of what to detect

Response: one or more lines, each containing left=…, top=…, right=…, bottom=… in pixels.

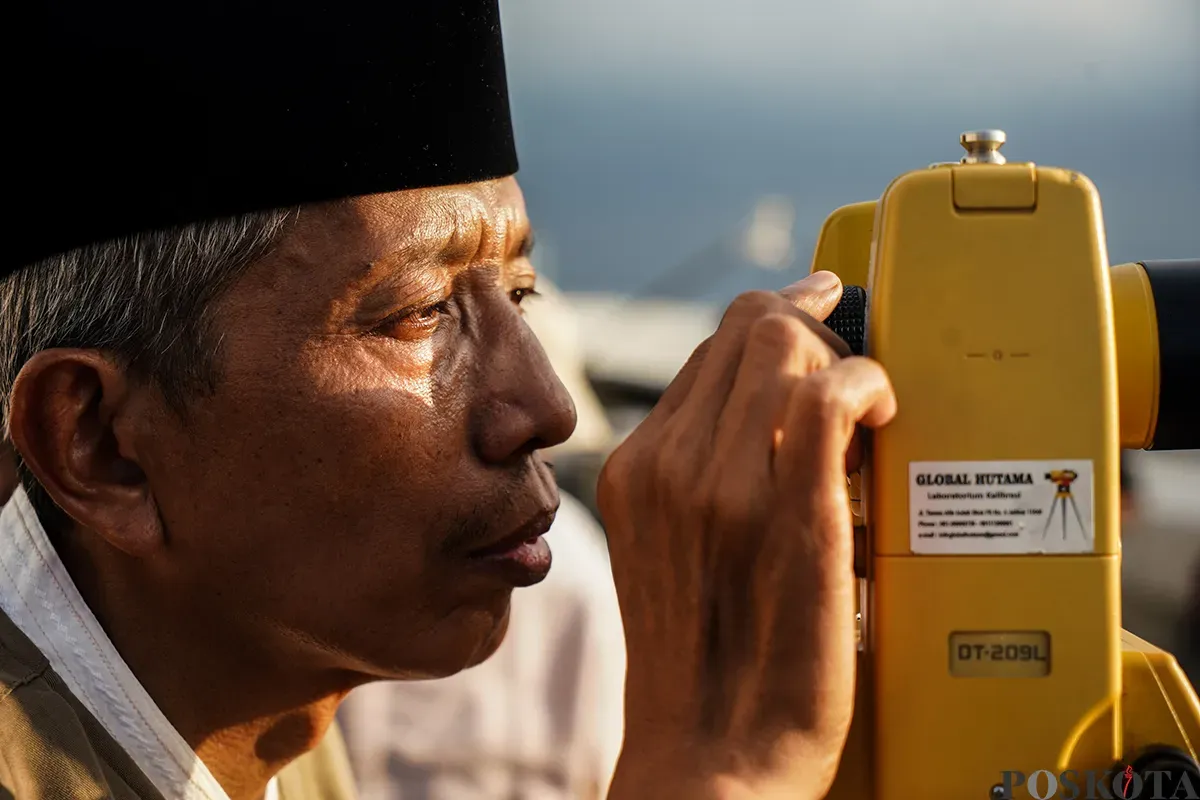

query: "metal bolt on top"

left=960, top=130, right=1007, bottom=165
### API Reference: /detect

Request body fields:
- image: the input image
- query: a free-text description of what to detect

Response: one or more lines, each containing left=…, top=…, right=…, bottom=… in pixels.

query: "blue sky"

left=501, top=0, right=1197, bottom=104
left=496, top=0, right=1200, bottom=296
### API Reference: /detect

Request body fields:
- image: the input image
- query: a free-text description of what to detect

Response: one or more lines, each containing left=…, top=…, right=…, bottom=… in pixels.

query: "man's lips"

left=464, top=506, right=558, bottom=587
left=467, top=506, right=558, bottom=558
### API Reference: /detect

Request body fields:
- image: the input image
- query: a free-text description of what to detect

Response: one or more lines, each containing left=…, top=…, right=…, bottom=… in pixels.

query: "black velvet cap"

left=7, top=1, right=519, bottom=275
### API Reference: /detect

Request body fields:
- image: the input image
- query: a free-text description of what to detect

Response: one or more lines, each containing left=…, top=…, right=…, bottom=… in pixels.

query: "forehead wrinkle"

left=445, top=194, right=488, bottom=268
left=451, top=187, right=531, bottom=268
left=355, top=186, right=532, bottom=294
left=356, top=195, right=472, bottom=289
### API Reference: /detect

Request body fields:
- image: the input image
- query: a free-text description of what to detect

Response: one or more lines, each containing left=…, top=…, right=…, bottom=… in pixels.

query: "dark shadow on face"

left=131, top=178, right=578, bottom=681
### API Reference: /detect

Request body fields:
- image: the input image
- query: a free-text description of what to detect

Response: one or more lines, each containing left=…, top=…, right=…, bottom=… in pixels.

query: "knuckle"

left=746, top=312, right=804, bottom=353
left=745, top=314, right=836, bottom=375
left=797, top=332, right=835, bottom=372
left=598, top=434, right=651, bottom=512
left=799, top=370, right=851, bottom=427
left=596, top=447, right=631, bottom=516
left=854, top=355, right=892, bottom=388
left=652, top=420, right=698, bottom=503
left=723, top=289, right=780, bottom=324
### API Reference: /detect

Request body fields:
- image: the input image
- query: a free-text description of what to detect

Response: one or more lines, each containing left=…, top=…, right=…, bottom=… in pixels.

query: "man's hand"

left=598, top=271, right=897, bottom=800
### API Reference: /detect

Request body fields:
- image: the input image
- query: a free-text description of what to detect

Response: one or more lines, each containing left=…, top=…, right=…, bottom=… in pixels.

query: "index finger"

left=647, top=272, right=848, bottom=425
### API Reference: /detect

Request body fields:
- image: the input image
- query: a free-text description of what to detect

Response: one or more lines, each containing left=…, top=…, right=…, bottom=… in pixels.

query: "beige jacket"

left=0, top=605, right=357, bottom=800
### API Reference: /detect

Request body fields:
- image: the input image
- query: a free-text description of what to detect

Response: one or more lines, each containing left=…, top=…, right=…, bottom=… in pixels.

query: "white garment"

left=337, top=491, right=628, bottom=800
left=0, top=486, right=280, bottom=800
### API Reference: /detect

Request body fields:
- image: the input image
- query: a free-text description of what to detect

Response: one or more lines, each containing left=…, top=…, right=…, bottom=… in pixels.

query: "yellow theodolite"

left=811, top=130, right=1200, bottom=800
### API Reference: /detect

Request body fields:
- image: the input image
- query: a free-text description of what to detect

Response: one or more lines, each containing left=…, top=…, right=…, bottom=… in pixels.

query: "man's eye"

left=511, top=288, right=540, bottom=305
left=374, top=300, right=451, bottom=337
left=411, top=301, right=448, bottom=320
left=401, top=300, right=450, bottom=324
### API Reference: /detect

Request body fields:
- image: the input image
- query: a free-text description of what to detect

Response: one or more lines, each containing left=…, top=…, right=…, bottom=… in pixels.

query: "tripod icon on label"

left=1042, top=469, right=1087, bottom=541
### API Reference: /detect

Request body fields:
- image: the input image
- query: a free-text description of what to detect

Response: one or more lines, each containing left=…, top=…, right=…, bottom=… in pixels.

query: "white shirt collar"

left=0, top=486, right=280, bottom=800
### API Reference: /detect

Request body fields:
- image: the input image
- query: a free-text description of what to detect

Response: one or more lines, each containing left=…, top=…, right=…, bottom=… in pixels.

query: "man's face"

left=138, top=178, right=577, bottom=678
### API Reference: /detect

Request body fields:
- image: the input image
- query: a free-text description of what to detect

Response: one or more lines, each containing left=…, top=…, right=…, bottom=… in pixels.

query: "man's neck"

left=55, top=530, right=358, bottom=800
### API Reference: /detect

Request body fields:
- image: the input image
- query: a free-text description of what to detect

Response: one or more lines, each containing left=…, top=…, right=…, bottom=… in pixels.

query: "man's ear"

left=8, top=349, right=163, bottom=556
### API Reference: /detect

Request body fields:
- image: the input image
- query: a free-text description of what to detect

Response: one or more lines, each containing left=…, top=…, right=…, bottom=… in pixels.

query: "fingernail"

left=790, top=270, right=840, bottom=293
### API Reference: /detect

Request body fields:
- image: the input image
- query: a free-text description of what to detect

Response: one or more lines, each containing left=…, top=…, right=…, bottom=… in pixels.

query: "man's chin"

left=358, top=597, right=513, bottom=682
left=462, top=609, right=511, bottom=668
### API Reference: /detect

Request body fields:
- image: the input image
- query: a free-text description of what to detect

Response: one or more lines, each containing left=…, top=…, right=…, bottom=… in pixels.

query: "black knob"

left=826, top=284, right=867, bottom=356
left=1112, top=744, right=1199, bottom=798
left=1139, top=259, right=1200, bottom=450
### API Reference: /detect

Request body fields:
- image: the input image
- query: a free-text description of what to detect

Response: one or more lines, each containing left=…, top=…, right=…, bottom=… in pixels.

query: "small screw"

left=990, top=785, right=1010, bottom=799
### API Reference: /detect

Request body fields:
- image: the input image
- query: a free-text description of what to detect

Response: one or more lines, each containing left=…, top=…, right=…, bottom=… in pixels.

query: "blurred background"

left=340, top=1, right=1199, bottom=796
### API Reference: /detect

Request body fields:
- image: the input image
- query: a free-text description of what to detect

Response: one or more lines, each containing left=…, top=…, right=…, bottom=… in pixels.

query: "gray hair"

left=0, top=207, right=301, bottom=524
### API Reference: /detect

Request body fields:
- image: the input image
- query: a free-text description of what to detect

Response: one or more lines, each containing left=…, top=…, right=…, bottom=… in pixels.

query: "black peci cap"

left=7, top=0, right=519, bottom=276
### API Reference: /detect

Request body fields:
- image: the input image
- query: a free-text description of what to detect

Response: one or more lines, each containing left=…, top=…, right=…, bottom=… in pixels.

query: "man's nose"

left=472, top=314, right=578, bottom=466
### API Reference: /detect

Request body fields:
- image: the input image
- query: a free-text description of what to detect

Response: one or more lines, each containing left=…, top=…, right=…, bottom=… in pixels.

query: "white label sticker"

left=909, top=460, right=1095, bottom=554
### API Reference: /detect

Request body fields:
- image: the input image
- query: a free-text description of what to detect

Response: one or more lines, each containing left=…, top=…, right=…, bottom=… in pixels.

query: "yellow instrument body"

left=810, top=135, right=1199, bottom=799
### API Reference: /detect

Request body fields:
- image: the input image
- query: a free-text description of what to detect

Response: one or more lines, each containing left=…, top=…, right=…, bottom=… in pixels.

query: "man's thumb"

left=779, top=271, right=843, bottom=321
